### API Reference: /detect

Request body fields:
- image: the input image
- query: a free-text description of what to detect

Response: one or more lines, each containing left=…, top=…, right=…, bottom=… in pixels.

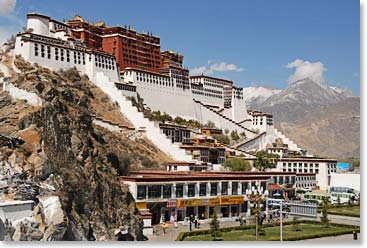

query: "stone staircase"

left=194, top=99, right=256, bottom=136
left=272, top=127, right=301, bottom=151
left=94, top=72, right=194, bottom=162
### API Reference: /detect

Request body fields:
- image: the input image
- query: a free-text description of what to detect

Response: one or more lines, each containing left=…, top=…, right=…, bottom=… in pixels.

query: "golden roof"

left=72, top=14, right=84, bottom=22
left=95, top=21, right=106, bottom=27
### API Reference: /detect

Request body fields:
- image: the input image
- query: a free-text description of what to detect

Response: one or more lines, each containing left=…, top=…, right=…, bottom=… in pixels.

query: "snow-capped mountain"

left=242, top=86, right=281, bottom=108
left=261, top=78, right=347, bottom=110
left=244, top=78, right=352, bottom=110
left=244, top=78, right=359, bottom=158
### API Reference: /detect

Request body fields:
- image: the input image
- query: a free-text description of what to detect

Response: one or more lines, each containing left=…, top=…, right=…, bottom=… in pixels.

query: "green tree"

left=209, top=211, right=222, bottom=240
left=174, top=116, right=184, bottom=124
left=320, top=198, right=330, bottom=228
left=212, top=134, right=230, bottom=145
left=253, top=151, right=279, bottom=171
left=206, top=121, right=216, bottom=129
left=222, top=158, right=252, bottom=171
left=230, top=131, right=240, bottom=141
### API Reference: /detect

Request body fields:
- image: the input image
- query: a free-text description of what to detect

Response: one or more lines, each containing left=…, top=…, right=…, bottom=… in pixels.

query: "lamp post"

left=248, top=181, right=268, bottom=241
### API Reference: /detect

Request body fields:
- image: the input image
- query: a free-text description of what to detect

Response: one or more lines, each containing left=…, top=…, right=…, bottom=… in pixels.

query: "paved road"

left=318, top=214, right=360, bottom=226
left=303, top=233, right=360, bottom=242
left=146, top=219, right=245, bottom=241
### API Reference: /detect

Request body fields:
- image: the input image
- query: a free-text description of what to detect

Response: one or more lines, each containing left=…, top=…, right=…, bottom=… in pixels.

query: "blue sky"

left=0, top=0, right=360, bottom=95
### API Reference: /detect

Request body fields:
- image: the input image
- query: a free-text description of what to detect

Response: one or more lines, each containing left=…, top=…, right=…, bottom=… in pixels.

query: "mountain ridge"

left=243, top=78, right=360, bottom=158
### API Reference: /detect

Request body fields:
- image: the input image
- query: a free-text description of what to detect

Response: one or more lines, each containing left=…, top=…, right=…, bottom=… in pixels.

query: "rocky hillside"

left=244, top=78, right=360, bottom=158
left=277, top=97, right=360, bottom=158
left=0, top=55, right=171, bottom=240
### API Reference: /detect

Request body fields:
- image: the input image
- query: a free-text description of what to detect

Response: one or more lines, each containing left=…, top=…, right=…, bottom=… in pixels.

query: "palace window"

left=47, top=46, right=51, bottom=59
left=176, top=184, right=184, bottom=198
left=261, top=182, right=267, bottom=190
left=40, top=44, right=45, bottom=58
left=210, top=182, right=218, bottom=196
left=55, top=47, right=59, bottom=60
left=188, top=184, right=196, bottom=197
left=137, top=185, right=146, bottom=200
left=241, top=182, right=248, bottom=194
left=163, top=185, right=172, bottom=198
left=221, top=182, right=228, bottom=195
left=34, top=43, right=39, bottom=57
left=148, top=185, right=161, bottom=199
left=232, top=182, right=238, bottom=195
left=279, top=177, right=284, bottom=185
left=60, top=49, right=64, bottom=61
left=199, top=183, right=207, bottom=196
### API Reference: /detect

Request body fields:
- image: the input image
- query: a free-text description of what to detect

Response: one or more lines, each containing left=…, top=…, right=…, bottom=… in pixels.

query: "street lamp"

left=248, top=181, right=268, bottom=241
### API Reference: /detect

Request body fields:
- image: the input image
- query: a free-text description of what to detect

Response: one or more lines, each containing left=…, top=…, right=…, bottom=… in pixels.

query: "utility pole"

left=280, top=200, right=283, bottom=242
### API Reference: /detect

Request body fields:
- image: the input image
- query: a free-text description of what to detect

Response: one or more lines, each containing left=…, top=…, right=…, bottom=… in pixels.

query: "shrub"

left=212, top=134, right=230, bottom=145
left=320, top=198, right=330, bottom=227
left=230, top=130, right=240, bottom=141
left=176, top=219, right=360, bottom=241
left=209, top=211, right=222, bottom=240
left=222, top=158, right=252, bottom=171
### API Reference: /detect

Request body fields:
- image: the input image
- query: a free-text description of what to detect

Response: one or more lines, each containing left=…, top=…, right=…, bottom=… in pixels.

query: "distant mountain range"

left=244, top=78, right=360, bottom=158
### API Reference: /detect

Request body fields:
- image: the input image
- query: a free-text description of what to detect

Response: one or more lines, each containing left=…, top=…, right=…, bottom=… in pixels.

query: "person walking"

left=162, top=222, right=167, bottom=236
left=194, top=216, right=198, bottom=228
left=189, top=219, right=192, bottom=231
left=239, top=216, right=244, bottom=226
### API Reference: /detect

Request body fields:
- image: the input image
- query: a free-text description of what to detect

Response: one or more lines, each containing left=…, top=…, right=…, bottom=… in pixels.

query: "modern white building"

left=271, top=157, right=337, bottom=191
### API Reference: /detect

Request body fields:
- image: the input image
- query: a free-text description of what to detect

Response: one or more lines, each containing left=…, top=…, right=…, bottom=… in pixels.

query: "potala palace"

left=1, top=13, right=348, bottom=228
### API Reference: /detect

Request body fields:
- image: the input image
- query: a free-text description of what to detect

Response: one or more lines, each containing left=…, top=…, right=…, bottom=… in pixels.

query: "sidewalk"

left=146, top=219, right=245, bottom=241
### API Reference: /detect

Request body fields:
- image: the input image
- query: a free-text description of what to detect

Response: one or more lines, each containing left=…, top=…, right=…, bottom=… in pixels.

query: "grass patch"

left=318, top=205, right=360, bottom=217
left=178, top=220, right=359, bottom=241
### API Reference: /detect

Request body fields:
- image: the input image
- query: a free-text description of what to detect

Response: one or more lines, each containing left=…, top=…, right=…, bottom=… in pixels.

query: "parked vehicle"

left=330, top=191, right=358, bottom=205
left=303, top=192, right=330, bottom=205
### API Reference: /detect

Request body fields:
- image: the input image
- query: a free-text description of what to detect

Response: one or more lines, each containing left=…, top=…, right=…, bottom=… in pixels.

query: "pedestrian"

left=269, top=213, right=273, bottom=223
left=239, top=216, right=243, bottom=226
left=162, top=222, right=167, bottom=236
left=189, top=219, right=192, bottom=231
left=197, top=219, right=201, bottom=229
left=194, top=216, right=198, bottom=228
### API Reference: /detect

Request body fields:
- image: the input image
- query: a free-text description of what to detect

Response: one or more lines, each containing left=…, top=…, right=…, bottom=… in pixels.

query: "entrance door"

left=151, top=207, right=161, bottom=225
left=209, top=206, right=214, bottom=218
left=177, top=209, right=184, bottom=221
left=198, top=206, right=206, bottom=219
left=164, top=209, right=170, bottom=223
left=221, top=206, right=229, bottom=217
left=231, top=205, right=239, bottom=217
left=186, top=207, right=195, bottom=218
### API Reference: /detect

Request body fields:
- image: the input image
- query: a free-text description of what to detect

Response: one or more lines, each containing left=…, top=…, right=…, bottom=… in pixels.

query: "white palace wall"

left=15, top=35, right=119, bottom=83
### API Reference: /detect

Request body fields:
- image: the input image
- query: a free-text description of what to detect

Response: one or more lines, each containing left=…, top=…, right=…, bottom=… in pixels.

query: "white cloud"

left=191, top=61, right=245, bottom=75
left=0, top=0, right=16, bottom=16
left=286, top=59, right=326, bottom=84
left=0, top=26, right=17, bottom=44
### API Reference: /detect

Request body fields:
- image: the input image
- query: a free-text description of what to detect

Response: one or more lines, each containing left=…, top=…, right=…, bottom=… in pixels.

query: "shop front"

left=147, top=202, right=167, bottom=225
left=219, top=196, right=244, bottom=218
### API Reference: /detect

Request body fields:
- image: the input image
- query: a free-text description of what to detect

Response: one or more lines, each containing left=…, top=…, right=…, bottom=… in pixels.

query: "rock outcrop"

left=0, top=55, right=170, bottom=240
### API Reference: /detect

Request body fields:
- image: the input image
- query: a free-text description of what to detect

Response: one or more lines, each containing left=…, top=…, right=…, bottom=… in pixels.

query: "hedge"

left=176, top=220, right=360, bottom=241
